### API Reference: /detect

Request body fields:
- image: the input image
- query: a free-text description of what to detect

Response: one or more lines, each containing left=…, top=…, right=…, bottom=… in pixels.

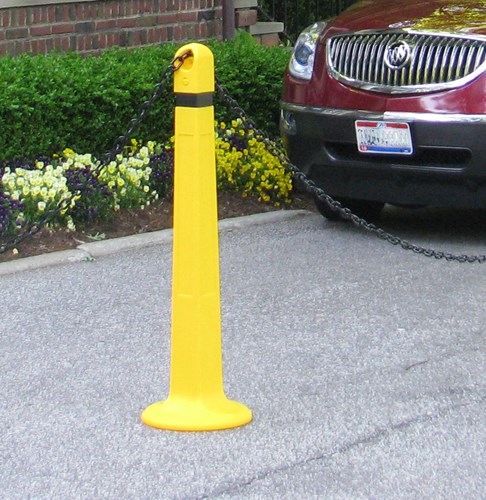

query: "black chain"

left=216, top=80, right=486, bottom=264
left=0, top=51, right=191, bottom=255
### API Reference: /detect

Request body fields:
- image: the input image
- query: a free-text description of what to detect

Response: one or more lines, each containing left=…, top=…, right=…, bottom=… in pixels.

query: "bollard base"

left=141, top=397, right=252, bottom=431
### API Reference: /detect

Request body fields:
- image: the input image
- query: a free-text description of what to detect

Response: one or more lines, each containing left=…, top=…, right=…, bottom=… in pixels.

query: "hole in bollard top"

left=173, top=50, right=193, bottom=71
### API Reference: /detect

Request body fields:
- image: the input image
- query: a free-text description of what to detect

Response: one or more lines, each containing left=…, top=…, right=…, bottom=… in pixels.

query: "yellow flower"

left=63, top=148, right=75, bottom=158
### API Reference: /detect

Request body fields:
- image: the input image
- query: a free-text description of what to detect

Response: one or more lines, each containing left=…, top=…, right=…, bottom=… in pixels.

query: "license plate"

left=355, top=120, right=413, bottom=155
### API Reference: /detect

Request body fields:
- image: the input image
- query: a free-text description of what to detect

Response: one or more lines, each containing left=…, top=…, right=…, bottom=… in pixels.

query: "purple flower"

left=149, top=149, right=174, bottom=199
left=0, top=191, right=24, bottom=236
left=64, top=165, right=114, bottom=222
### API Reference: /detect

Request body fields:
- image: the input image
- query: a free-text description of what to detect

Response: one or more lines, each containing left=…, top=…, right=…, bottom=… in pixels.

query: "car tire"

left=314, top=195, right=384, bottom=222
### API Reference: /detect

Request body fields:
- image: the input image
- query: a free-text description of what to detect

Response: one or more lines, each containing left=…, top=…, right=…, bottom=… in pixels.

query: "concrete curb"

left=0, top=210, right=313, bottom=276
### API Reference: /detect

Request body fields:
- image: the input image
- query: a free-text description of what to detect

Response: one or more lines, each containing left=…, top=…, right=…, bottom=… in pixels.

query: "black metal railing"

left=259, top=0, right=358, bottom=41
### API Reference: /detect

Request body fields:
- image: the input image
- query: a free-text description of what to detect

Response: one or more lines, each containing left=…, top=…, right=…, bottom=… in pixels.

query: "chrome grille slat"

left=349, top=37, right=361, bottom=80
left=455, top=45, right=468, bottom=79
left=414, top=38, right=427, bottom=85
left=439, top=39, right=454, bottom=82
left=476, top=44, right=486, bottom=72
left=465, top=43, right=479, bottom=74
left=326, top=31, right=486, bottom=94
left=356, top=36, right=367, bottom=81
left=368, top=38, right=379, bottom=82
left=447, top=43, right=461, bottom=81
left=377, top=35, right=389, bottom=85
left=334, top=37, right=344, bottom=74
left=343, top=37, right=354, bottom=77
left=426, top=38, right=440, bottom=83
left=360, top=36, right=373, bottom=81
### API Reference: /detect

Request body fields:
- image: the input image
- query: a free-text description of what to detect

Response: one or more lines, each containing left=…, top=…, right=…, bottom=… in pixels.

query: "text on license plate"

left=355, top=121, right=413, bottom=155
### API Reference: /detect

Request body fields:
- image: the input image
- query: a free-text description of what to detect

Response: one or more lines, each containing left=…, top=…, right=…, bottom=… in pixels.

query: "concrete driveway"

left=1, top=209, right=485, bottom=498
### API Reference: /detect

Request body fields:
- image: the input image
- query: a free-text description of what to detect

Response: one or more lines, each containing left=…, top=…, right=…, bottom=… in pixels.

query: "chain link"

left=215, top=79, right=486, bottom=264
left=0, top=51, right=191, bottom=255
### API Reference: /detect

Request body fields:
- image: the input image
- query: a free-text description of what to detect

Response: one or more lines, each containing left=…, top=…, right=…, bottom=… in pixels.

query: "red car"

left=280, top=0, right=486, bottom=220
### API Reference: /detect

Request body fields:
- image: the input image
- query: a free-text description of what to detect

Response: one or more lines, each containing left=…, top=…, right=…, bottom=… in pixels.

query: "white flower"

left=67, top=218, right=76, bottom=231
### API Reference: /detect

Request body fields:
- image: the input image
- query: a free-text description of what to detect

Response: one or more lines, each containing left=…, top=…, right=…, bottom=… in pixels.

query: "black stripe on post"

left=175, top=92, right=214, bottom=108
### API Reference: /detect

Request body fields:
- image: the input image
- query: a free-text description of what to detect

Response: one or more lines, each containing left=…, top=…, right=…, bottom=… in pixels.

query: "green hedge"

left=0, top=32, right=291, bottom=162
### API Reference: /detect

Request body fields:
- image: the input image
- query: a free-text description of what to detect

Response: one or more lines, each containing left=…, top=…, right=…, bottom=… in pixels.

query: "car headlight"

left=288, top=22, right=326, bottom=81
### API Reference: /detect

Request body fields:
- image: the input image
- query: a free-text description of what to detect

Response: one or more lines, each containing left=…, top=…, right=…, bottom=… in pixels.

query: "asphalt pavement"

left=1, top=209, right=485, bottom=499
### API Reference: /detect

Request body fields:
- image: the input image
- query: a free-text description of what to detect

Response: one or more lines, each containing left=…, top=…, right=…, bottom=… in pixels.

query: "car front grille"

left=327, top=31, right=486, bottom=93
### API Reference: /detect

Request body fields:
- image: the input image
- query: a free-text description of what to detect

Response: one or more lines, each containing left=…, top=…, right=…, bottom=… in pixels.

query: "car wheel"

left=314, top=195, right=384, bottom=222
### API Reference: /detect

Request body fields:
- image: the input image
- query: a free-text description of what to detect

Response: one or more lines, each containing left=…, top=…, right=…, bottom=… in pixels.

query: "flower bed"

left=0, top=120, right=293, bottom=240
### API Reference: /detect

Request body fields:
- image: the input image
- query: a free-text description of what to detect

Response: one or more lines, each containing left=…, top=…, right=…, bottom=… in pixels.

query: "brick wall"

left=0, top=0, right=223, bottom=56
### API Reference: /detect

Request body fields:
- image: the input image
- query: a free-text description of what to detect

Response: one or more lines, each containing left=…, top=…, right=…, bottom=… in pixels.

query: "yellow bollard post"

left=141, top=43, right=253, bottom=431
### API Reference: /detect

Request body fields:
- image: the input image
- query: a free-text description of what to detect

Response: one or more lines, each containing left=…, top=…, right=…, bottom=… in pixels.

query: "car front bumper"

left=280, top=103, right=486, bottom=208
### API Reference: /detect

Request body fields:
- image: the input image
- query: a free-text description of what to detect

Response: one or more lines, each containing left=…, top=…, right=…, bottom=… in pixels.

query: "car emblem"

left=384, top=40, right=412, bottom=70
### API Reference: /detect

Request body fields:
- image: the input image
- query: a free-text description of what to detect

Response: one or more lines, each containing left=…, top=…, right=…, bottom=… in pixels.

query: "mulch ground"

left=0, top=191, right=316, bottom=263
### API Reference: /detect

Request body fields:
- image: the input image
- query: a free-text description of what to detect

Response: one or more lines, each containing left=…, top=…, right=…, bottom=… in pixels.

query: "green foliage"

left=0, top=46, right=177, bottom=161
left=210, top=31, right=291, bottom=138
left=0, top=32, right=291, bottom=161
